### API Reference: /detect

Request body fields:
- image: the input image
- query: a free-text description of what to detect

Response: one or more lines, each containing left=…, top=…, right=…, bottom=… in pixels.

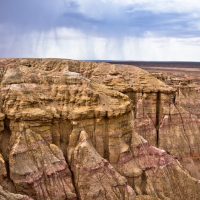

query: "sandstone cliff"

left=0, top=58, right=199, bottom=200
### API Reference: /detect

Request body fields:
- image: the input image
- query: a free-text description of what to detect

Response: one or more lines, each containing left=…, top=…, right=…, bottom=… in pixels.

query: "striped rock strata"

left=0, top=59, right=199, bottom=200
left=76, top=61, right=200, bottom=181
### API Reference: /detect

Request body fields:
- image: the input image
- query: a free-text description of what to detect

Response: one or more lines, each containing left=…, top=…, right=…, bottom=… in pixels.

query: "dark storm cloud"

left=53, top=9, right=198, bottom=39
left=0, top=0, right=199, bottom=38
left=0, top=0, right=200, bottom=59
left=0, top=0, right=78, bottom=31
left=124, top=10, right=200, bottom=38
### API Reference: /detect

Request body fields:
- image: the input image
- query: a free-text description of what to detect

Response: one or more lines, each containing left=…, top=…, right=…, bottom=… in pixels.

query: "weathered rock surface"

left=77, top=61, right=200, bottom=181
left=70, top=130, right=137, bottom=200
left=10, top=126, right=77, bottom=200
left=0, top=185, right=33, bottom=200
left=0, top=58, right=200, bottom=200
left=150, top=72, right=200, bottom=179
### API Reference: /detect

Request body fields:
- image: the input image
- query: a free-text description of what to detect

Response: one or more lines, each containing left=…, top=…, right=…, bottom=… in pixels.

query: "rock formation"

left=0, top=58, right=200, bottom=199
left=77, top=61, right=200, bottom=181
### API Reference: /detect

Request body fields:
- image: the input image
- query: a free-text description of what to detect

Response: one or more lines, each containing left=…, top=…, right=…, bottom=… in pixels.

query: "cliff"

left=0, top=58, right=200, bottom=200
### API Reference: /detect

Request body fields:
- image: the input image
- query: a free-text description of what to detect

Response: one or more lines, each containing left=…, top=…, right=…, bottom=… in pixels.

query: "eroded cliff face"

left=0, top=58, right=200, bottom=200
left=76, top=61, right=200, bottom=181
left=150, top=72, right=200, bottom=179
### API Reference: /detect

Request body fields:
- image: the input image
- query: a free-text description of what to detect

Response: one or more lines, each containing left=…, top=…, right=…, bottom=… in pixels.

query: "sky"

left=0, top=0, right=200, bottom=61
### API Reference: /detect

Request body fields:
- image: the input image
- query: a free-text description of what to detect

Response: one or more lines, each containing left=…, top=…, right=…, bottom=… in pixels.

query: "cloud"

left=110, top=0, right=200, bottom=13
left=0, top=0, right=67, bottom=31
left=1, top=0, right=199, bottom=37
left=0, top=0, right=200, bottom=60
left=1, top=0, right=200, bottom=38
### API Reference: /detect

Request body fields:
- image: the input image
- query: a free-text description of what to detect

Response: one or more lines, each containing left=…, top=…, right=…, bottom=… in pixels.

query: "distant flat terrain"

left=93, top=60, right=200, bottom=86
left=95, top=61, right=200, bottom=68
left=94, top=61, right=200, bottom=73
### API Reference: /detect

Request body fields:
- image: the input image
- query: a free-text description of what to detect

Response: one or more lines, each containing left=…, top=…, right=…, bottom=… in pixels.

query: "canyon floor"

left=1, top=59, right=200, bottom=200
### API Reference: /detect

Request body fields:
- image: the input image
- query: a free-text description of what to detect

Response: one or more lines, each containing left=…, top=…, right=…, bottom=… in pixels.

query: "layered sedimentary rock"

left=0, top=185, right=33, bottom=200
left=150, top=72, right=200, bottom=179
left=70, top=130, right=137, bottom=200
left=76, top=61, right=200, bottom=181
left=0, top=58, right=200, bottom=199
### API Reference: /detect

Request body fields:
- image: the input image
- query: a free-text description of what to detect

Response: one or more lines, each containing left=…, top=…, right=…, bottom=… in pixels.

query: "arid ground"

left=104, top=61, right=200, bottom=89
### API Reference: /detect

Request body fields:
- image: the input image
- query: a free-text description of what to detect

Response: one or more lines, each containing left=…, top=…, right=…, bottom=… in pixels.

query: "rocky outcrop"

left=0, top=58, right=200, bottom=199
left=9, top=126, right=77, bottom=200
left=70, top=130, right=137, bottom=200
left=150, top=72, right=200, bottom=179
left=77, top=61, right=200, bottom=181
left=0, top=185, right=33, bottom=200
